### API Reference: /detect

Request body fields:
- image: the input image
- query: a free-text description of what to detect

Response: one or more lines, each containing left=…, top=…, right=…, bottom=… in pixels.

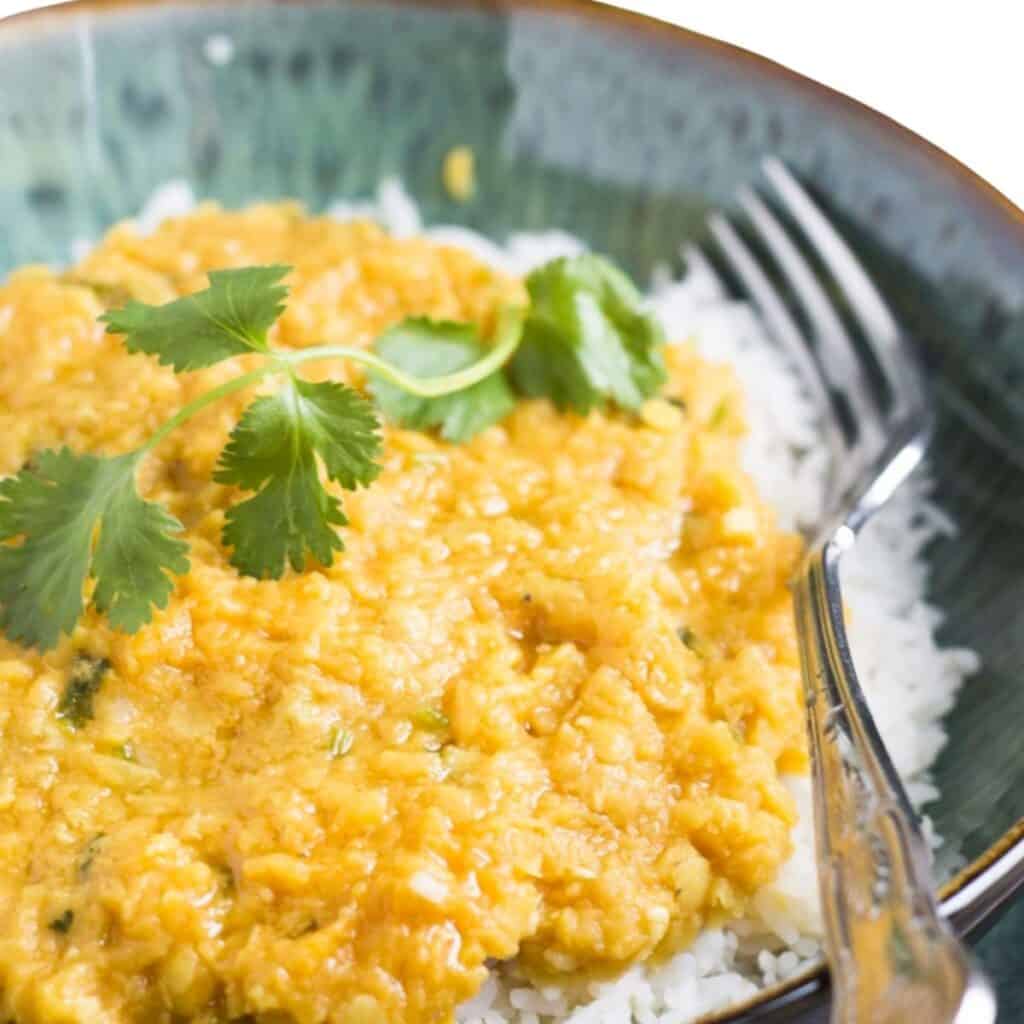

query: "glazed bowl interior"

left=2, top=0, right=1023, bottom=1018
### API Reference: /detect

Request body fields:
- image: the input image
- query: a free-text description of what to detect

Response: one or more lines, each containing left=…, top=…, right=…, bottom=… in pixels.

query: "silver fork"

left=690, top=157, right=997, bottom=1024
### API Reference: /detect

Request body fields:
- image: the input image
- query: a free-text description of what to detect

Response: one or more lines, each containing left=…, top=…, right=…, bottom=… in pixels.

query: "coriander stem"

left=276, top=305, right=526, bottom=398
left=133, top=306, right=524, bottom=458
left=138, top=366, right=275, bottom=454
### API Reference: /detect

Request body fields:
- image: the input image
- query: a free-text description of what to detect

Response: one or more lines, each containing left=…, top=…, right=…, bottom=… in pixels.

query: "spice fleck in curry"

left=0, top=205, right=807, bottom=1023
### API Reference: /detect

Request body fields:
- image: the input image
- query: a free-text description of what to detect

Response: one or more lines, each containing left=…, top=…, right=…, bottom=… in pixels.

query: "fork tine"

left=736, top=186, right=883, bottom=449
left=680, top=242, right=725, bottom=297
left=761, top=157, right=923, bottom=414
left=704, top=216, right=838, bottom=436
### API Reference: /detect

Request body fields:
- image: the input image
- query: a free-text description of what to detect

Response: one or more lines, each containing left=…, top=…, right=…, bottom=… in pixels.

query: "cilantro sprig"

left=0, top=253, right=665, bottom=651
left=0, top=450, right=188, bottom=650
left=370, top=308, right=522, bottom=443
left=510, top=254, right=667, bottom=413
left=215, top=377, right=382, bottom=577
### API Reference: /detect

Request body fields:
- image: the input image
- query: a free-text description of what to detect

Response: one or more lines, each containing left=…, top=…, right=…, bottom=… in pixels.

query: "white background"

left=1, top=0, right=1022, bottom=209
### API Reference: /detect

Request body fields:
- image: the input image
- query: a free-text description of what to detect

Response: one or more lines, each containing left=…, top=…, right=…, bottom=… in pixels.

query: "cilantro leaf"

left=220, top=462, right=344, bottom=579
left=509, top=254, right=666, bottom=414
left=91, top=475, right=192, bottom=633
left=0, top=450, right=189, bottom=651
left=215, top=378, right=382, bottom=578
left=370, top=318, right=516, bottom=442
left=100, top=265, right=291, bottom=371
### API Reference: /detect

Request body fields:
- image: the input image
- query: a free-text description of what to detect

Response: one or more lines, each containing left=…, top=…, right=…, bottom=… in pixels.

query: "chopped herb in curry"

left=77, top=833, right=106, bottom=879
left=48, top=910, right=74, bottom=934
left=411, top=707, right=449, bottom=732
left=56, top=657, right=110, bottom=729
left=328, top=727, right=354, bottom=759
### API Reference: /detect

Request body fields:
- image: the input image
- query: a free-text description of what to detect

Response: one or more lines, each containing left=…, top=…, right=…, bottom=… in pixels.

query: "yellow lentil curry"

left=0, top=204, right=807, bottom=1024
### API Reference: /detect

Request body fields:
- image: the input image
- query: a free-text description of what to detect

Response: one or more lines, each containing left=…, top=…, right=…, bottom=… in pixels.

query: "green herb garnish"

left=0, top=451, right=188, bottom=652
left=102, top=265, right=291, bottom=372
left=78, top=833, right=106, bottom=879
left=370, top=310, right=520, bottom=443
left=48, top=909, right=74, bottom=934
left=0, top=253, right=665, bottom=651
left=412, top=706, right=450, bottom=732
left=57, top=656, right=110, bottom=729
left=214, top=377, right=381, bottom=577
left=677, top=626, right=707, bottom=659
left=510, top=254, right=666, bottom=414
left=327, top=727, right=354, bottom=759
left=709, top=398, right=730, bottom=430
left=213, top=862, right=236, bottom=894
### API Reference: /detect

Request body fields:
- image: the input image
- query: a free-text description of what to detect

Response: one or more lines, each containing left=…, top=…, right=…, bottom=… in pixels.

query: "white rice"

left=80, top=179, right=979, bottom=1024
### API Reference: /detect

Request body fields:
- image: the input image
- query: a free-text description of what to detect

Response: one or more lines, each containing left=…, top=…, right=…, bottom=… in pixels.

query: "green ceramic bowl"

left=2, top=1, right=1023, bottom=1020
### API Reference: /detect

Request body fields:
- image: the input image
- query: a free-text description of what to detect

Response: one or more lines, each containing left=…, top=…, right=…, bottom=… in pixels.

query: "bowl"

left=1, top=1, right=1023, bottom=1019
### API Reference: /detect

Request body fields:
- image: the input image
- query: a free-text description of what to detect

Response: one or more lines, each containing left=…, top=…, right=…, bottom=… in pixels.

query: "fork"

left=690, top=157, right=997, bottom=1024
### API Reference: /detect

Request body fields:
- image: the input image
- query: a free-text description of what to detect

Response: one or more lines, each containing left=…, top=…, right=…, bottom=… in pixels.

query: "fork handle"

left=794, top=538, right=996, bottom=1024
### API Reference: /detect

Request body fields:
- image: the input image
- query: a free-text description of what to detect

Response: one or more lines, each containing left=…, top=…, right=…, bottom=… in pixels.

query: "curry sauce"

left=0, top=205, right=807, bottom=1023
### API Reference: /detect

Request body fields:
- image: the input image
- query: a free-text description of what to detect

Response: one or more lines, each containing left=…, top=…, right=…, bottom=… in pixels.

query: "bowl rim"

left=3, top=0, right=1024, bottom=1019
left=0, top=0, right=1022, bottom=228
